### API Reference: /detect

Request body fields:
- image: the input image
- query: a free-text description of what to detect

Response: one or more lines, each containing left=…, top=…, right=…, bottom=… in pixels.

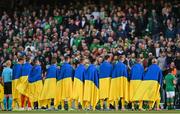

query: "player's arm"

left=173, top=78, right=176, bottom=85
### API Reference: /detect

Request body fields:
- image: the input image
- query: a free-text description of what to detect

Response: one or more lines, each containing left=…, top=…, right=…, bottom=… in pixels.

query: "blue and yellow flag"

left=132, top=64, right=163, bottom=103
left=16, top=62, right=32, bottom=96
left=99, top=61, right=113, bottom=100
left=109, top=61, right=129, bottom=104
left=12, top=63, right=22, bottom=100
left=0, top=83, right=4, bottom=102
left=55, top=68, right=62, bottom=108
left=60, top=62, right=74, bottom=100
left=40, top=64, right=58, bottom=106
left=129, top=63, right=144, bottom=102
left=83, top=64, right=99, bottom=110
left=72, top=64, right=86, bottom=106
left=28, top=65, right=43, bottom=103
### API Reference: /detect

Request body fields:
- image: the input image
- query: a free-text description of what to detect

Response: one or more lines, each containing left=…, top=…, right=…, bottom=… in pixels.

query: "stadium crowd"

left=0, top=0, right=180, bottom=111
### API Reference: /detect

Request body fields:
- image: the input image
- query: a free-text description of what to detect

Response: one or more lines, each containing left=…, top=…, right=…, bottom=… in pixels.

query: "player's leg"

left=170, top=91, right=175, bottom=109
left=7, top=94, right=12, bottom=111
left=131, top=102, right=135, bottom=110
left=21, top=95, right=26, bottom=110
left=100, top=99, right=104, bottom=110
left=166, top=91, right=171, bottom=109
left=61, top=100, right=65, bottom=110
left=3, top=95, right=7, bottom=111
left=106, top=99, right=110, bottom=109
left=68, top=99, right=73, bottom=110
left=121, top=98, right=125, bottom=111
left=74, top=100, right=78, bottom=109
left=115, top=99, right=119, bottom=111
left=156, top=99, right=160, bottom=110
left=148, top=101, right=153, bottom=110
left=27, top=97, right=32, bottom=110
left=138, top=100, right=143, bottom=110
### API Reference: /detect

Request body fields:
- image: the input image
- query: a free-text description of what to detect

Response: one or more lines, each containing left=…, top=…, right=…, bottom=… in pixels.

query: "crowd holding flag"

left=54, top=66, right=62, bottom=109
left=60, top=56, right=74, bottom=110
left=99, top=55, right=113, bottom=110
left=132, top=58, right=163, bottom=110
left=12, top=58, right=24, bottom=109
left=72, top=58, right=86, bottom=109
left=109, top=55, right=128, bottom=111
left=27, top=59, right=43, bottom=109
left=39, top=57, right=58, bottom=108
left=1, top=54, right=177, bottom=111
left=16, top=57, right=32, bottom=110
left=129, top=58, right=144, bottom=110
left=83, top=57, right=99, bottom=110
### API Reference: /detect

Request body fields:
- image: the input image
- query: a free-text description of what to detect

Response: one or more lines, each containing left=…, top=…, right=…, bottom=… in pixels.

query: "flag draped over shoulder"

left=72, top=64, right=86, bottom=105
left=55, top=68, right=62, bottom=107
left=28, top=65, right=43, bottom=103
left=83, top=64, right=99, bottom=109
left=60, top=62, right=74, bottom=100
left=99, top=61, right=113, bottom=99
left=109, top=61, right=129, bottom=104
left=132, top=64, right=163, bottom=102
left=129, top=63, right=144, bottom=102
left=12, top=63, right=22, bottom=100
left=0, top=84, right=4, bottom=102
left=16, top=62, right=32, bottom=96
left=40, top=64, right=58, bottom=106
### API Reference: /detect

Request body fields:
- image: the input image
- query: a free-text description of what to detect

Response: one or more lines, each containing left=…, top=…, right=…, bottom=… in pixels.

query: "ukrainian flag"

left=55, top=68, right=62, bottom=108
left=99, top=61, right=113, bottom=100
left=109, top=61, right=129, bottom=104
left=129, top=63, right=144, bottom=102
left=60, top=62, right=74, bottom=101
left=28, top=65, right=43, bottom=104
left=0, top=83, right=4, bottom=103
left=12, top=63, right=22, bottom=101
left=132, top=64, right=163, bottom=104
left=40, top=64, right=58, bottom=107
left=83, top=64, right=99, bottom=110
left=72, top=64, right=86, bottom=106
left=16, top=62, right=32, bottom=96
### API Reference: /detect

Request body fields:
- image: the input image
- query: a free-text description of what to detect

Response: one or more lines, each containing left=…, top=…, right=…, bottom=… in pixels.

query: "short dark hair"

left=51, top=57, right=57, bottom=64
left=18, top=57, right=24, bottom=62
left=80, top=58, right=84, bottom=63
left=89, top=56, right=96, bottom=63
left=168, top=68, right=173, bottom=73
left=26, top=56, right=31, bottom=62
left=65, top=56, right=70, bottom=61
left=104, top=55, right=110, bottom=60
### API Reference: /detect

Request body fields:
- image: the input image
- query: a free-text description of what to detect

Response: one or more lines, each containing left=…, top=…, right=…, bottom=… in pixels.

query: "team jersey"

left=165, top=73, right=176, bottom=91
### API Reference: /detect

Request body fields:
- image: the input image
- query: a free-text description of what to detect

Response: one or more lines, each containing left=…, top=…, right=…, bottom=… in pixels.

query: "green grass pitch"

left=0, top=110, right=180, bottom=114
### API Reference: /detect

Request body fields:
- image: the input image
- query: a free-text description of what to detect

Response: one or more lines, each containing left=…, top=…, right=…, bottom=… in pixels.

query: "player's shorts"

left=166, top=91, right=175, bottom=98
left=4, top=82, right=12, bottom=94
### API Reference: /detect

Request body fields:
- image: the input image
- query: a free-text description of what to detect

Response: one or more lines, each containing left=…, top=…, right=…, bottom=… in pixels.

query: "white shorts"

left=166, top=91, right=175, bottom=98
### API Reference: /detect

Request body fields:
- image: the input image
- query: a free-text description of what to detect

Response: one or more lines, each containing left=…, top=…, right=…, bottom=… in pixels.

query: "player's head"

left=80, top=58, right=85, bottom=65
left=119, top=54, right=125, bottom=62
left=5, top=60, right=11, bottom=67
left=89, top=56, right=96, bottom=64
left=51, top=57, right=57, bottom=65
left=18, top=57, right=24, bottom=64
left=65, top=56, right=71, bottom=63
left=167, top=68, right=173, bottom=74
left=152, top=58, right=158, bottom=64
left=33, top=59, right=40, bottom=65
left=136, top=58, right=142, bottom=63
left=26, top=56, right=32, bottom=63
left=104, top=55, right=110, bottom=62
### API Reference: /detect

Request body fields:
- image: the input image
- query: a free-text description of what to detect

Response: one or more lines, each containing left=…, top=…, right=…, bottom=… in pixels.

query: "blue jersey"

left=2, top=67, right=13, bottom=83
